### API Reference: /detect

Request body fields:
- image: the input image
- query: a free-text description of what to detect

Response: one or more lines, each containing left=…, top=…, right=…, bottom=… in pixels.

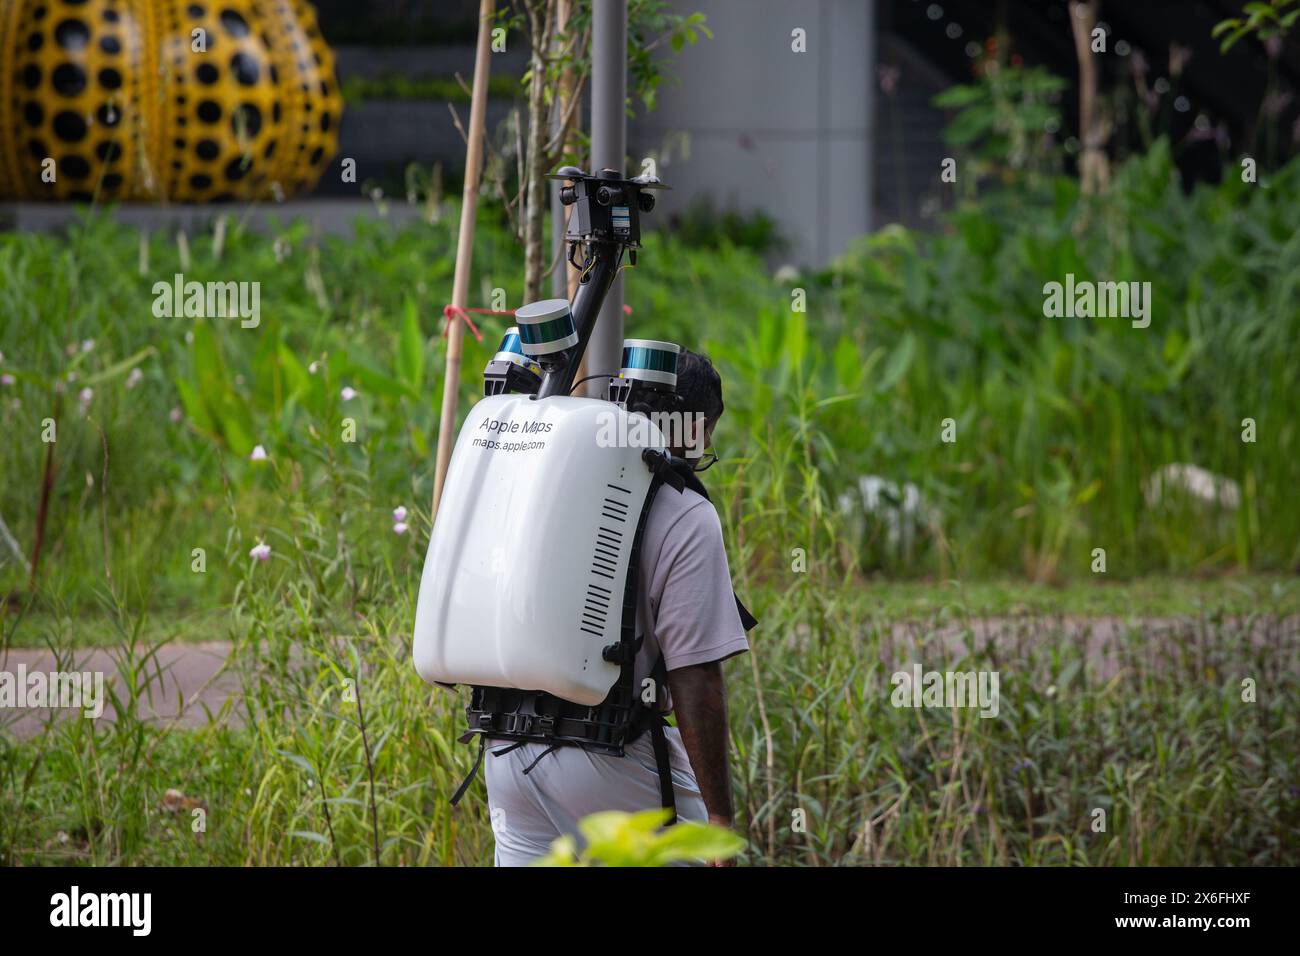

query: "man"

left=484, top=350, right=750, bottom=865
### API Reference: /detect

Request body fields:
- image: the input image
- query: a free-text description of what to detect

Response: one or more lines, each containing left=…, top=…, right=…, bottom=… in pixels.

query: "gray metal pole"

left=584, top=0, right=627, bottom=396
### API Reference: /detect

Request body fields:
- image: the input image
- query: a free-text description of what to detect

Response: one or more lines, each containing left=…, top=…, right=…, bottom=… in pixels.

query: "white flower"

left=169, top=406, right=183, bottom=422
left=393, top=521, right=408, bottom=535
left=0, top=374, right=14, bottom=386
left=249, top=542, right=271, bottom=561
left=78, top=387, right=93, bottom=405
left=81, top=339, right=95, bottom=353
left=392, top=506, right=408, bottom=523
left=249, top=444, right=269, bottom=462
left=126, top=367, right=144, bottom=389
left=340, top=386, right=358, bottom=401
left=308, top=361, right=319, bottom=374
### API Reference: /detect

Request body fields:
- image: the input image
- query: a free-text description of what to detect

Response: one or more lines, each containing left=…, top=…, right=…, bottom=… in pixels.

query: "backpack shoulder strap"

left=664, top=456, right=759, bottom=633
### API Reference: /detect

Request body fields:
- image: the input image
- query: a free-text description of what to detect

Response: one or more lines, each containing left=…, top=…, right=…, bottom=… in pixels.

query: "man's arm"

left=668, top=660, right=734, bottom=827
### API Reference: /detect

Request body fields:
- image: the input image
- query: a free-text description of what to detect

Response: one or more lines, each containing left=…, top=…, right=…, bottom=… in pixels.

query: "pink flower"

left=0, top=374, right=14, bottom=387
left=341, top=386, right=358, bottom=401
left=169, top=406, right=183, bottom=423
left=126, top=367, right=143, bottom=389
left=249, top=542, right=271, bottom=561
left=249, top=444, right=269, bottom=462
left=393, top=506, right=408, bottom=523
left=78, top=387, right=93, bottom=406
left=393, top=522, right=408, bottom=535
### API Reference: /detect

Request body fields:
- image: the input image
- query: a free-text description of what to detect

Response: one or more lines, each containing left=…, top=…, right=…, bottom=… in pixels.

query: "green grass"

left=2, top=139, right=1298, bottom=865
left=3, top=583, right=1295, bottom=866
left=3, top=575, right=1296, bottom=650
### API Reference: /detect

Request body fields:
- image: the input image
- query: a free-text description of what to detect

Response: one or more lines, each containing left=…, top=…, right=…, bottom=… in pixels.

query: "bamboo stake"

left=432, top=0, right=496, bottom=518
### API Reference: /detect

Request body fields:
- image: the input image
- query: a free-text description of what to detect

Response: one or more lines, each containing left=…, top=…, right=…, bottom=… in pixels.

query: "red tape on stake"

left=441, top=302, right=633, bottom=343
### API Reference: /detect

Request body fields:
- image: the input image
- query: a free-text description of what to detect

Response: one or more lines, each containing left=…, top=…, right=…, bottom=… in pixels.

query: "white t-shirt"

left=632, top=484, right=751, bottom=711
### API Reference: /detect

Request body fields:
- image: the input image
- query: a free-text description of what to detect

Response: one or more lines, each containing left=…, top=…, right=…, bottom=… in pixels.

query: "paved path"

left=1, top=640, right=240, bottom=740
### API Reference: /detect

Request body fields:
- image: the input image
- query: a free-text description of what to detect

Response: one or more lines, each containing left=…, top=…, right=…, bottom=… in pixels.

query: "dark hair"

left=673, top=349, right=724, bottom=425
left=626, top=348, right=724, bottom=431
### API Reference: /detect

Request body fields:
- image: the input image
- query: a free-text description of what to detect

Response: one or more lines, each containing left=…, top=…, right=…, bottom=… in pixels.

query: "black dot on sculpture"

left=309, top=146, right=323, bottom=165
left=98, top=67, right=122, bottom=90
left=187, top=3, right=205, bottom=17
left=173, top=137, right=185, bottom=149
left=272, top=102, right=281, bottom=122
left=26, top=32, right=44, bottom=52
left=53, top=110, right=87, bottom=142
left=22, top=64, right=41, bottom=89
left=230, top=52, right=259, bottom=85
left=263, top=139, right=276, bottom=158
left=102, top=9, right=119, bottom=23
left=224, top=157, right=249, bottom=181
left=196, top=63, right=218, bottom=84
left=61, top=155, right=90, bottom=180
left=320, top=112, right=330, bottom=132
left=196, top=139, right=218, bottom=160
left=53, top=62, right=87, bottom=96
left=171, top=159, right=184, bottom=170
left=197, top=100, right=221, bottom=123
left=27, top=138, right=47, bottom=160
left=96, top=103, right=119, bottom=126
left=54, top=18, right=90, bottom=51
left=102, top=172, right=123, bottom=190
left=100, top=35, right=121, bottom=54
left=23, top=102, right=43, bottom=126
left=232, top=103, right=261, bottom=137
left=269, top=64, right=278, bottom=84
left=33, top=5, right=47, bottom=21
left=190, top=173, right=213, bottom=189
left=219, top=9, right=250, bottom=37
left=96, top=140, right=123, bottom=162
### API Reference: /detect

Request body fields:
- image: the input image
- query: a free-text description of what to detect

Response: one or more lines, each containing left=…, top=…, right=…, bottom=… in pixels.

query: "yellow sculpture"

left=0, top=0, right=341, bottom=201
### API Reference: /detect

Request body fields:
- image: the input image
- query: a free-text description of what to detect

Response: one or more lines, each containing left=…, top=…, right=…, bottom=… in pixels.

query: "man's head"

left=628, top=348, right=723, bottom=460
left=673, top=349, right=723, bottom=458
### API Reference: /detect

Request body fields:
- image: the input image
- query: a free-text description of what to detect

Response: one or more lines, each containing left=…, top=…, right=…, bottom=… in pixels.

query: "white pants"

left=483, top=725, right=708, bottom=866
